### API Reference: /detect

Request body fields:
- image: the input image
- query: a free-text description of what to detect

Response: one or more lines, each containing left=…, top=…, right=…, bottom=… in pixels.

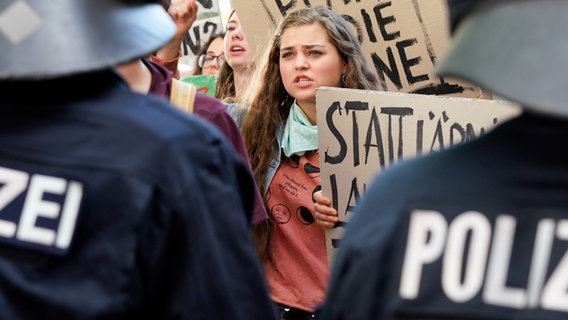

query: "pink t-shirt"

left=264, top=151, right=328, bottom=312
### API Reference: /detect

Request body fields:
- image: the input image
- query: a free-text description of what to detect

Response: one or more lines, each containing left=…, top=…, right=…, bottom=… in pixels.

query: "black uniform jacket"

left=0, top=71, right=277, bottom=320
left=319, top=112, right=568, bottom=320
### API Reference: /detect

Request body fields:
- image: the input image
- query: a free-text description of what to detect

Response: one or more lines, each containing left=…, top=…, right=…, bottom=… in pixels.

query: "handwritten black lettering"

left=324, top=102, right=348, bottom=165
left=398, top=38, right=429, bottom=85
left=182, top=22, right=220, bottom=56
left=375, top=1, right=398, bottom=41
left=196, top=0, right=213, bottom=9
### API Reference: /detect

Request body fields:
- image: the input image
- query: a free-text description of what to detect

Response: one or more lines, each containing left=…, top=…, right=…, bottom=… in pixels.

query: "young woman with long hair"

left=241, top=6, right=382, bottom=319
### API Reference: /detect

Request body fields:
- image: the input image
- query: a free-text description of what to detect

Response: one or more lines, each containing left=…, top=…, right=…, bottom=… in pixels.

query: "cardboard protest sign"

left=231, top=0, right=481, bottom=98
left=316, top=87, right=522, bottom=261
left=180, top=74, right=217, bottom=96
left=179, top=0, right=224, bottom=63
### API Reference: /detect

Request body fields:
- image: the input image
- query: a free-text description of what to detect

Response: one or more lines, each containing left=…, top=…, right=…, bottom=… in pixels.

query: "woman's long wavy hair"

left=244, top=5, right=382, bottom=263
left=215, top=62, right=236, bottom=102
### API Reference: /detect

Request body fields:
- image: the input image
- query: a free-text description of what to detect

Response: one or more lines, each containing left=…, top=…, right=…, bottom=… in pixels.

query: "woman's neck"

left=297, top=101, right=317, bottom=125
left=233, top=65, right=254, bottom=101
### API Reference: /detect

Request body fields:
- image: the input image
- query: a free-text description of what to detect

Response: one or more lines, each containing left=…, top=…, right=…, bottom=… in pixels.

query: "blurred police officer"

left=318, top=0, right=568, bottom=319
left=0, top=0, right=277, bottom=318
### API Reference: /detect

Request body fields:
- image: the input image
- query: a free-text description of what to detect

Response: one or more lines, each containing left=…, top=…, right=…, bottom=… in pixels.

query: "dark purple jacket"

left=143, top=59, right=268, bottom=224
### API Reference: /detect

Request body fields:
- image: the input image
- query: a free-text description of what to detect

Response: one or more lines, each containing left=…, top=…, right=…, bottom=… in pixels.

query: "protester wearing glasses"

left=192, top=33, right=225, bottom=76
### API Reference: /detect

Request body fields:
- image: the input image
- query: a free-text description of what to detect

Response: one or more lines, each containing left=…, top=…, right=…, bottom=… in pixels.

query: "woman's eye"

left=309, top=50, right=322, bottom=56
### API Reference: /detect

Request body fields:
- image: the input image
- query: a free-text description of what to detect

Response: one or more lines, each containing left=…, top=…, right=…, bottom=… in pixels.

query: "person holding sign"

left=239, top=6, right=381, bottom=319
left=150, top=0, right=196, bottom=78
left=317, top=0, right=568, bottom=319
left=0, top=0, right=277, bottom=319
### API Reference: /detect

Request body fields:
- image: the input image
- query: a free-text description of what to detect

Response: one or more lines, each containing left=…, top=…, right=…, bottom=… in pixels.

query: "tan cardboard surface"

left=316, top=87, right=522, bottom=262
left=180, top=0, right=224, bottom=60
left=230, top=0, right=480, bottom=98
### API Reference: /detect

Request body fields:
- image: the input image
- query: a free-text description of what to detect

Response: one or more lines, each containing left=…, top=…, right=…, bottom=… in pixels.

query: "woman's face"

left=201, top=37, right=224, bottom=76
left=224, top=12, right=254, bottom=70
left=279, top=23, right=345, bottom=113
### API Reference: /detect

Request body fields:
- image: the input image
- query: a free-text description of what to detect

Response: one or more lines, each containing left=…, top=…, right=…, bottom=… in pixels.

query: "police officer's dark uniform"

left=318, top=1, right=568, bottom=319
left=0, top=0, right=277, bottom=319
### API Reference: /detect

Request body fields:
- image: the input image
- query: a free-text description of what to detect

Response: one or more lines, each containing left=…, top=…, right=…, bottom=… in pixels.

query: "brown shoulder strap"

left=170, top=78, right=196, bottom=113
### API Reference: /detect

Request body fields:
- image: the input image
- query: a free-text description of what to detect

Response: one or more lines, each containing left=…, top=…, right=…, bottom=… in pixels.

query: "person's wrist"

left=150, top=50, right=181, bottom=79
left=172, top=33, right=187, bottom=42
left=152, top=50, right=181, bottom=63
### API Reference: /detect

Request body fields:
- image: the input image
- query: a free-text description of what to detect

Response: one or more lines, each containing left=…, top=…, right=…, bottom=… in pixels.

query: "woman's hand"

left=313, top=190, right=339, bottom=228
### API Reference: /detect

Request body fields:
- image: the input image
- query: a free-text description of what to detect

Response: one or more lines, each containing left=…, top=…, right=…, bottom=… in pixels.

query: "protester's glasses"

left=198, top=54, right=225, bottom=68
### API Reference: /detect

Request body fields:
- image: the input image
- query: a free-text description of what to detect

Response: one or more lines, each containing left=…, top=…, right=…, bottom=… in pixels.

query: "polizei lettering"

left=0, top=166, right=83, bottom=254
left=400, top=210, right=568, bottom=313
